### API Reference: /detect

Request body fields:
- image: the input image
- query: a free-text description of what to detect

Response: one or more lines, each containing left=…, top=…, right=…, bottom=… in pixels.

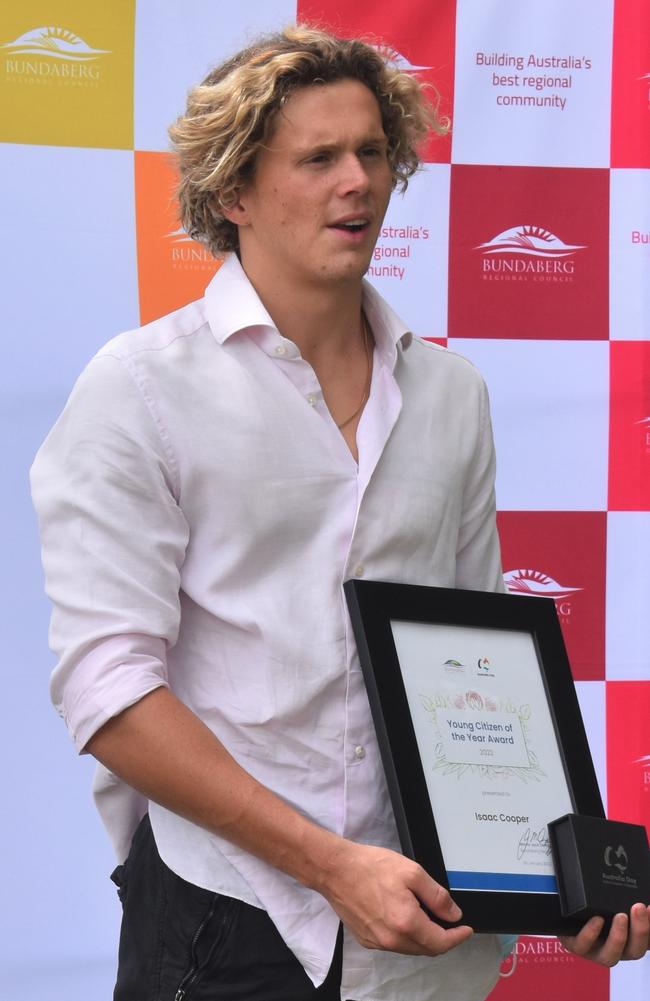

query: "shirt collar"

left=204, top=253, right=277, bottom=343
left=204, top=253, right=413, bottom=370
left=360, top=278, right=413, bottom=369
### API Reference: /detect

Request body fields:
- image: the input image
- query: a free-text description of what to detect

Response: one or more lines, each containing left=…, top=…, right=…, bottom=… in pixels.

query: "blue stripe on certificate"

left=447, top=871, right=558, bottom=893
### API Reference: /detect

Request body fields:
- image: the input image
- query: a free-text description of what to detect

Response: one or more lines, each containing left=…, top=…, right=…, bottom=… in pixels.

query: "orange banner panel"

left=135, top=150, right=221, bottom=326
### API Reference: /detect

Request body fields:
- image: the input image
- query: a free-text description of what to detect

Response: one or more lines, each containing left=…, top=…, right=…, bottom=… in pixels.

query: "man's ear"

left=218, top=191, right=251, bottom=227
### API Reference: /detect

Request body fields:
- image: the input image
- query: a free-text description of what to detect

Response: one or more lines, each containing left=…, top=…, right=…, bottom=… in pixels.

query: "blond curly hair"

left=168, top=25, right=446, bottom=255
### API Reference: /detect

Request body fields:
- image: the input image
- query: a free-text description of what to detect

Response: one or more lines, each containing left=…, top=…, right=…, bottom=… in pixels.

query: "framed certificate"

left=344, top=579, right=605, bottom=934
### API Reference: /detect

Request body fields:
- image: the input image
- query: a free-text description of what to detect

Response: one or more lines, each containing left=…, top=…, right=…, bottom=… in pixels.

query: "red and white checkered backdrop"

left=3, top=1, right=648, bottom=997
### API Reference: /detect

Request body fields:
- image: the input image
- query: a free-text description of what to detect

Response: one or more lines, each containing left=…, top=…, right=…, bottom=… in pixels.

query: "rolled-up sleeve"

left=30, top=353, right=190, bottom=752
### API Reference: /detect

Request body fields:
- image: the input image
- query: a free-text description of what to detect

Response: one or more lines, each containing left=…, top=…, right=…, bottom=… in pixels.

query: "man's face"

left=230, top=78, right=393, bottom=292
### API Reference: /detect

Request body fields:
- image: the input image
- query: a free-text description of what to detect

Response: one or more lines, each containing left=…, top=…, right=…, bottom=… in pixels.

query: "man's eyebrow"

left=293, top=134, right=389, bottom=155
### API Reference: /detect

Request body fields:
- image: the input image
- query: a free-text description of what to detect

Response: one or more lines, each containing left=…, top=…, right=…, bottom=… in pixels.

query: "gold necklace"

left=336, top=313, right=373, bottom=430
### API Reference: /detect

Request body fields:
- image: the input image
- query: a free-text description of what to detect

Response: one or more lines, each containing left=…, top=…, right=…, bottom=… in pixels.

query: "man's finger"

left=563, top=914, right=630, bottom=967
left=394, top=904, right=474, bottom=956
left=622, top=904, right=650, bottom=961
left=424, top=922, right=475, bottom=955
left=560, top=915, right=605, bottom=956
left=411, top=868, right=463, bottom=924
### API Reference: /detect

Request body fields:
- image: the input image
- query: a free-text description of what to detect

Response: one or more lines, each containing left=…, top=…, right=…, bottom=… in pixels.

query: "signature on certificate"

left=517, top=826, right=552, bottom=861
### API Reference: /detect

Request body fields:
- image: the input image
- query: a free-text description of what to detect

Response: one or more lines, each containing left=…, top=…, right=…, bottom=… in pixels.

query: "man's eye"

left=307, top=153, right=330, bottom=164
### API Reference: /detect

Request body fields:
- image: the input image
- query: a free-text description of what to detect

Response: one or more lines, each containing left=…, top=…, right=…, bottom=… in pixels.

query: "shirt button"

left=307, top=394, right=317, bottom=406
left=353, top=564, right=365, bottom=578
left=354, top=745, right=366, bottom=760
left=274, top=345, right=287, bottom=356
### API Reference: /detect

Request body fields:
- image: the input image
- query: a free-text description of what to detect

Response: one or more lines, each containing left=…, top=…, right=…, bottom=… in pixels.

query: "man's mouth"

left=329, top=217, right=370, bottom=233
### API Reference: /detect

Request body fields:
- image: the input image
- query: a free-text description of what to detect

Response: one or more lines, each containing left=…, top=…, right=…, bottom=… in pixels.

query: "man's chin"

left=331, top=255, right=374, bottom=284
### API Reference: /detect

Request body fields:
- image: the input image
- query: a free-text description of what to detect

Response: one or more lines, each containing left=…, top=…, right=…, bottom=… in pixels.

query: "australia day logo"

left=504, top=568, right=582, bottom=621
left=444, top=656, right=494, bottom=677
left=477, top=223, right=586, bottom=284
left=604, top=844, right=628, bottom=874
left=477, top=657, right=495, bottom=677
left=1, top=26, right=110, bottom=85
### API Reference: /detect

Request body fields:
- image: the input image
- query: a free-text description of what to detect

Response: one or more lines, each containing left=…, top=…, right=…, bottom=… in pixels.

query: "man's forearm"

left=86, top=686, right=338, bottom=892
left=86, top=685, right=472, bottom=957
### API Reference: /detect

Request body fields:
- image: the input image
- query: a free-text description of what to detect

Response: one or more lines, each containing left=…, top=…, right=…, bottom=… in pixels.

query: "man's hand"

left=316, top=840, right=473, bottom=956
left=560, top=903, right=650, bottom=966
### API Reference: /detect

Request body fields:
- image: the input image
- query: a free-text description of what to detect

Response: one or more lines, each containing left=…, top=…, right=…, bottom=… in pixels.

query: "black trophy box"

left=549, top=813, right=650, bottom=922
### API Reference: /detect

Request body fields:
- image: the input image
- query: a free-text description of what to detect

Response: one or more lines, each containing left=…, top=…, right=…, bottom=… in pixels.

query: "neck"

left=237, top=255, right=365, bottom=365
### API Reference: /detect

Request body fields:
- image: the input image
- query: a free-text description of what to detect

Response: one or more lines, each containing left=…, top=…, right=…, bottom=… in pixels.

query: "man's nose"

left=336, top=153, right=371, bottom=195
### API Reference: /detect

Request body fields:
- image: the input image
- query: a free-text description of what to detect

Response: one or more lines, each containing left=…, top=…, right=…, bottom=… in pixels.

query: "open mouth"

left=329, top=218, right=370, bottom=234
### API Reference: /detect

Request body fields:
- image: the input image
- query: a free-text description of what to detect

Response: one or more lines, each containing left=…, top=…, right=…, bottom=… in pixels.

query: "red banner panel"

left=611, top=0, right=650, bottom=167
left=609, top=342, right=650, bottom=511
left=607, top=682, right=650, bottom=836
left=487, top=936, right=609, bottom=1000
left=297, top=0, right=456, bottom=162
left=497, top=511, right=606, bottom=681
left=448, top=164, right=609, bottom=339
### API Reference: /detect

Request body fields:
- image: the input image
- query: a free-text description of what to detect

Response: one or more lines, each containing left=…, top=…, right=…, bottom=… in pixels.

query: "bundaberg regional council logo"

left=504, top=568, right=582, bottom=624
left=633, top=754, right=650, bottom=793
left=635, top=415, right=650, bottom=453
left=639, top=70, right=650, bottom=107
left=164, top=228, right=216, bottom=272
left=504, top=568, right=581, bottom=601
left=443, top=658, right=465, bottom=674
left=1, top=26, right=110, bottom=86
left=386, top=48, right=431, bottom=73
left=499, top=937, right=575, bottom=979
left=476, top=224, right=586, bottom=283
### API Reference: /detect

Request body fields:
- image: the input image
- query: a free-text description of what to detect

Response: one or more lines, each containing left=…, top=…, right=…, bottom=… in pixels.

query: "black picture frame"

left=344, top=579, right=605, bottom=935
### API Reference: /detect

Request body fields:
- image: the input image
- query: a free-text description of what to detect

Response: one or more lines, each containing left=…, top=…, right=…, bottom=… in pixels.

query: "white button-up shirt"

left=31, top=254, right=507, bottom=1001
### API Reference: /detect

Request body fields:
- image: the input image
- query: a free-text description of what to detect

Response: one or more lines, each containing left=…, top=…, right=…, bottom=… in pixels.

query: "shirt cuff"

left=53, top=633, right=169, bottom=752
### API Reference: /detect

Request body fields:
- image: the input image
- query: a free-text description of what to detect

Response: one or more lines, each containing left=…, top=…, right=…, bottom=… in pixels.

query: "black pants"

left=111, top=814, right=348, bottom=1000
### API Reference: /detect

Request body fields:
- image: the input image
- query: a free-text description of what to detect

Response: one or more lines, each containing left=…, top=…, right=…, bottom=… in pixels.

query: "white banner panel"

left=134, top=0, right=297, bottom=150
left=575, top=680, right=607, bottom=809
left=367, top=164, right=450, bottom=338
left=450, top=339, right=609, bottom=510
left=606, top=512, right=650, bottom=680
left=610, top=168, right=650, bottom=340
left=452, top=0, right=614, bottom=167
left=0, top=145, right=139, bottom=400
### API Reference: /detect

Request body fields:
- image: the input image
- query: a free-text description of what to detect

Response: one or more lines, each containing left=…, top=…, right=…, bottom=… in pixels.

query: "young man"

left=32, top=25, right=649, bottom=1001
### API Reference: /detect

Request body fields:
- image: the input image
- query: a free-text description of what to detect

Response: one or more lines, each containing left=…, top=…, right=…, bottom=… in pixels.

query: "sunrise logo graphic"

left=0, top=26, right=110, bottom=61
left=503, top=569, right=582, bottom=601
left=388, top=48, right=431, bottom=72
left=641, top=70, right=650, bottom=110
left=499, top=950, right=517, bottom=978
left=476, top=224, right=585, bottom=258
left=633, top=754, right=650, bottom=787
left=165, top=227, right=194, bottom=244
left=164, top=226, right=215, bottom=267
